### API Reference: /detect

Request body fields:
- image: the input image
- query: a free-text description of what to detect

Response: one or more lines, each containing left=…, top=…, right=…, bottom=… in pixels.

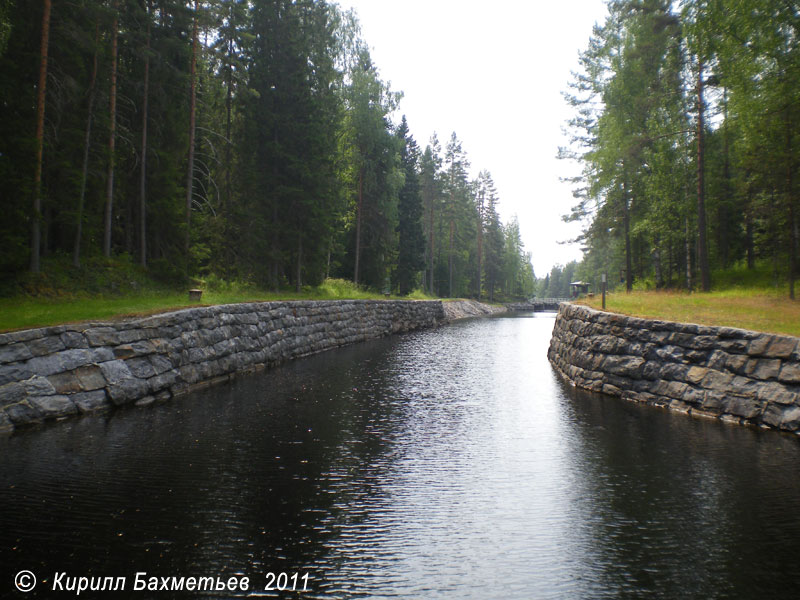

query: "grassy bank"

left=0, top=272, right=435, bottom=332
left=580, top=288, right=800, bottom=337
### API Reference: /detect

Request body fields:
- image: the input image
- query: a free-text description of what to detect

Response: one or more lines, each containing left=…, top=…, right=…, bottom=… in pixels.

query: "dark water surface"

left=2, top=313, right=800, bottom=598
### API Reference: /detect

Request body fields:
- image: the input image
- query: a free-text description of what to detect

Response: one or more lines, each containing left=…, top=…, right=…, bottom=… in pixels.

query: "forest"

left=560, top=0, right=800, bottom=298
left=0, top=0, right=535, bottom=300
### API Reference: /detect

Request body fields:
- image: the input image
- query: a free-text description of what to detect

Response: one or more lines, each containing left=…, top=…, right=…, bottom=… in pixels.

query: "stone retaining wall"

left=442, top=299, right=506, bottom=320
left=548, top=303, right=800, bottom=434
left=0, top=300, right=445, bottom=434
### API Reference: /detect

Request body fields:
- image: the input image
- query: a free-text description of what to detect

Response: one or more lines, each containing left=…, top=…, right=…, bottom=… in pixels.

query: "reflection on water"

left=2, top=313, right=800, bottom=598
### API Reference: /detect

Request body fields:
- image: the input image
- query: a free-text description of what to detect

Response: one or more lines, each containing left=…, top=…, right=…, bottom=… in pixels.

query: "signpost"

left=601, top=273, right=607, bottom=310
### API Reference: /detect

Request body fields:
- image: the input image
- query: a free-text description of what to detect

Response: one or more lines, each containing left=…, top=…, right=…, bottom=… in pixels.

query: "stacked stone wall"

left=0, top=300, right=445, bottom=434
left=548, top=303, right=800, bottom=434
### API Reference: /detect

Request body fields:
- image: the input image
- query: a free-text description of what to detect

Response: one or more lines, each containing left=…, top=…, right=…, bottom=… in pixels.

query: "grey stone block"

left=0, top=342, right=32, bottom=364
left=23, top=375, right=55, bottom=396
left=84, top=327, right=120, bottom=346
left=179, top=364, right=200, bottom=384
left=685, top=350, right=708, bottom=363
left=29, top=395, right=78, bottom=418
left=99, top=360, right=133, bottom=385
left=726, top=354, right=749, bottom=374
left=47, top=372, right=83, bottom=394
left=654, top=380, right=688, bottom=399
left=72, top=390, right=111, bottom=413
left=107, top=378, right=149, bottom=405
left=0, top=359, right=33, bottom=385
left=761, top=404, right=784, bottom=427
left=726, top=396, right=762, bottom=419
left=149, top=370, right=178, bottom=392
left=779, top=407, right=800, bottom=431
left=764, top=336, right=798, bottom=359
left=0, top=382, right=26, bottom=406
left=91, top=347, right=115, bottom=362
left=113, top=340, right=156, bottom=359
left=149, top=354, right=173, bottom=375
left=126, top=357, right=156, bottom=379
left=602, top=355, right=645, bottom=378
left=778, top=362, right=800, bottom=384
left=58, top=349, right=95, bottom=371
left=701, top=369, right=734, bottom=390
left=5, top=401, right=42, bottom=424
left=74, top=365, right=107, bottom=391
left=716, top=338, right=749, bottom=353
left=23, top=354, right=63, bottom=377
left=660, top=363, right=689, bottom=381
left=745, top=358, right=781, bottom=381
left=686, top=366, right=709, bottom=385
left=60, top=331, right=89, bottom=349
left=26, top=335, right=66, bottom=357
left=6, top=329, right=45, bottom=343
left=755, top=381, right=798, bottom=405
left=707, top=350, right=729, bottom=369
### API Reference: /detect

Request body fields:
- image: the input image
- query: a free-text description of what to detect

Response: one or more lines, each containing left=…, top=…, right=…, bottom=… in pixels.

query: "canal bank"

left=5, top=311, right=800, bottom=599
left=548, top=302, right=800, bottom=434
left=0, top=299, right=501, bottom=434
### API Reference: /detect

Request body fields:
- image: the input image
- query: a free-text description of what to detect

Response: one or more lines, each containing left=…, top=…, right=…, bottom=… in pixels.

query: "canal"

left=2, top=312, right=800, bottom=598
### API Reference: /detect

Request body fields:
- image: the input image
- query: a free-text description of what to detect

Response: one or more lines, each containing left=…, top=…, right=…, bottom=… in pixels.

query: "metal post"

left=601, top=272, right=607, bottom=310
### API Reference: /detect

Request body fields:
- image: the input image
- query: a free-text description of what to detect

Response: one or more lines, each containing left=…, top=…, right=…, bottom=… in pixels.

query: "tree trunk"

left=685, top=213, right=692, bottom=292
left=31, top=0, right=52, bottom=273
left=718, top=89, right=731, bottom=268
left=476, top=192, right=483, bottom=300
left=428, top=186, right=435, bottom=295
left=139, top=0, right=151, bottom=268
left=448, top=219, right=454, bottom=298
left=354, top=167, right=363, bottom=284
left=185, top=0, right=199, bottom=257
left=622, top=178, right=633, bottom=292
left=787, top=122, right=796, bottom=300
left=225, top=14, right=233, bottom=214
left=73, top=22, right=99, bottom=268
left=696, top=56, right=711, bottom=291
left=326, top=237, right=331, bottom=280
left=295, top=233, right=302, bottom=293
left=653, top=237, right=663, bottom=289
left=103, top=2, right=120, bottom=258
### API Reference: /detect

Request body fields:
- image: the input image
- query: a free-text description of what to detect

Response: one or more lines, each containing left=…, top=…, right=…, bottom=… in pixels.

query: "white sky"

left=334, top=0, right=609, bottom=277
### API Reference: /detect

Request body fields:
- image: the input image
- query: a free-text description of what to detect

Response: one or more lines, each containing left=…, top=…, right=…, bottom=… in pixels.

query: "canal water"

left=2, top=312, right=800, bottom=598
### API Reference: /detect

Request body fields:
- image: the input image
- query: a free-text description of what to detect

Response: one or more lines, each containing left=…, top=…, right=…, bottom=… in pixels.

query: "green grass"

left=581, top=287, right=800, bottom=337
left=0, top=278, right=430, bottom=332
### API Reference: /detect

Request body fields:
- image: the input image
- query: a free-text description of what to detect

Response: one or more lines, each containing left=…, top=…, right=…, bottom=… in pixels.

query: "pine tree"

left=395, top=115, right=425, bottom=295
left=419, top=135, right=442, bottom=294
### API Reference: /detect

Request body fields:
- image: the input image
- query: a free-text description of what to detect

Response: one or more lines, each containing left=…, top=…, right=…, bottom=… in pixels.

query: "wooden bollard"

left=188, top=288, right=203, bottom=302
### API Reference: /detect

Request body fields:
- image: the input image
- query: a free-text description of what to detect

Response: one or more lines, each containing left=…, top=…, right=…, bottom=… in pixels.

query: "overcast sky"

left=334, top=0, right=609, bottom=277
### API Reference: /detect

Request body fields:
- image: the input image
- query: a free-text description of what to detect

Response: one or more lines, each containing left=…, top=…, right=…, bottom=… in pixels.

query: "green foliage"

left=395, top=115, right=425, bottom=295
left=563, top=0, right=800, bottom=297
left=0, top=0, right=536, bottom=311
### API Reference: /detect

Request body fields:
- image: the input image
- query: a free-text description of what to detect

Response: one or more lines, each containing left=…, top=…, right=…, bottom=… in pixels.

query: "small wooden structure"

left=189, top=288, right=203, bottom=302
left=569, top=281, right=590, bottom=299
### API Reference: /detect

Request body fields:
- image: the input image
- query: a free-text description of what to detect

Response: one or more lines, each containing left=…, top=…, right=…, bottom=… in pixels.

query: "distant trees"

left=1, top=0, right=534, bottom=299
left=395, top=116, right=425, bottom=295
left=563, top=0, right=800, bottom=297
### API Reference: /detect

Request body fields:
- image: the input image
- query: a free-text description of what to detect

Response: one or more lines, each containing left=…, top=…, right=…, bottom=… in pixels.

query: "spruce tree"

left=395, top=115, right=425, bottom=295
